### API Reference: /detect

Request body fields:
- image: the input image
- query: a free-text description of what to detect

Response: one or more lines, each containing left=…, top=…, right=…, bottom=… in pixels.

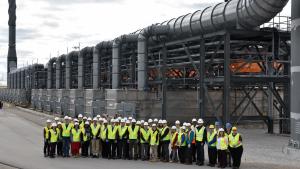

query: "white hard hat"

left=46, top=119, right=52, bottom=123
left=124, top=117, right=128, bottom=121
left=126, top=120, right=130, bottom=124
left=144, top=122, right=148, bottom=126
left=162, top=120, right=167, bottom=124
left=87, top=117, right=92, bottom=121
left=158, top=120, right=162, bottom=124
left=93, top=117, right=98, bottom=121
left=54, top=117, right=59, bottom=121
left=110, top=119, right=114, bottom=123
left=68, top=117, right=72, bottom=120
left=85, top=121, right=89, bottom=125
left=121, top=119, right=125, bottom=123
left=115, top=119, right=120, bottom=123
left=74, top=122, right=79, bottom=126
left=183, top=122, right=187, bottom=126
left=148, top=119, right=153, bottom=123
left=99, top=118, right=103, bottom=121
left=198, top=118, right=204, bottom=124
left=175, top=120, right=180, bottom=125
left=219, top=128, right=225, bottom=132
left=171, top=126, right=176, bottom=130
left=181, top=126, right=186, bottom=130
left=96, top=115, right=101, bottom=118
left=52, top=123, right=57, bottom=127
left=131, top=119, right=136, bottom=123
left=128, top=117, right=133, bottom=120
left=78, top=114, right=83, bottom=118
left=141, top=120, right=145, bottom=124
left=136, top=121, right=141, bottom=125
left=64, top=116, right=69, bottom=120
left=83, top=116, right=87, bottom=120
left=152, top=124, right=157, bottom=127
left=74, top=119, right=79, bottom=122
left=186, top=123, right=191, bottom=127
left=118, top=117, right=122, bottom=120
left=103, top=120, right=108, bottom=123
left=57, top=122, right=62, bottom=125
left=154, top=118, right=158, bottom=122
left=192, top=118, right=197, bottom=122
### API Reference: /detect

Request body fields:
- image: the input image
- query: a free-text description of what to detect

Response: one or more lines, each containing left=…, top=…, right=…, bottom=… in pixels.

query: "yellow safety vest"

left=44, top=127, right=50, bottom=139
left=72, top=128, right=81, bottom=142
left=100, top=125, right=107, bottom=141
left=62, top=123, right=73, bottom=137
left=150, top=130, right=159, bottom=146
left=79, top=121, right=85, bottom=129
left=128, top=125, right=139, bottom=140
left=90, top=123, right=100, bottom=138
left=81, top=128, right=89, bottom=142
left=119, top=126, right=128, bottom=139
left=207, top=131, right=217, bottom=147
left=195, top=126, right=205, bottom=142
left=229, top=133, right=242, bottom=148
left=161, top=126, right=170, bottom=141
left=107, top=125, right=118, bottom=140
left=140, top=128, right=150, bottom=144
left=217, top=136, right=228, bottom=150
left=177, top=131, right=186, bottom=147
left=49, top=128, right=59, bottom=143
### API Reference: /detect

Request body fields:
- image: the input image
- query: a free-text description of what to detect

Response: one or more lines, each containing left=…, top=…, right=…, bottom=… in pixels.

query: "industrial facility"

left=0, top=0, right=299, bottom=150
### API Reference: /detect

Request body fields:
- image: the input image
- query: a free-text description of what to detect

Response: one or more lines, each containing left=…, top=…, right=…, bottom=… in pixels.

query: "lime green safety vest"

left=90, top=123, right=100, bottom=138
left=195, top=126, right=205, bottom=142
left=100, top=125, right=107, bottom=141
left=229, top=133, right=242, bottom=148
left=107, top=125, right=118, bottom=140
left=62, top=123, right=73, bottom=137
left=81, top=128, right=88, bottom=142
left=207, top=131, right=217, bottom=147
left=217, top=136, right=228, bottom=150
left=128, top=125, right=139, bottom=140
left=150, top=130, right=159, bottom=146
left=161, top=126, right=170, bottom=141
left=177, top=131, right=186, bottom=147
left=119, top=126, right=128, bottom=139
left=49, top=128, right=59, bottom=143
left=72, top=128, right=81, bottom=142
left=140, top=128, right=150, bottom=144
left=44, top=127, right=50, bottom=139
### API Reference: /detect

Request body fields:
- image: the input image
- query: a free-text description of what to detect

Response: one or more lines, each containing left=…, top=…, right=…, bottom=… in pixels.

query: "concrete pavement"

left=0, top=105, right=299, bottom=169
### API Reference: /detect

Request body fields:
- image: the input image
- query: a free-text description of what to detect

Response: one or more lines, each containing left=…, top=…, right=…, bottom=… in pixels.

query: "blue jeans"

left=62, top=137, right=70, bottom=156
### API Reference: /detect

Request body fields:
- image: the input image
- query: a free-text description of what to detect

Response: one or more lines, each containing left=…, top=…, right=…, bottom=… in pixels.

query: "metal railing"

left=261, top=13, right=291, bottom=32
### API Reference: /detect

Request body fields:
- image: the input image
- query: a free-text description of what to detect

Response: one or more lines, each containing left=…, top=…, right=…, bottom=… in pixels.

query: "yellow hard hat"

left=209, top=125, right=215, bottom=129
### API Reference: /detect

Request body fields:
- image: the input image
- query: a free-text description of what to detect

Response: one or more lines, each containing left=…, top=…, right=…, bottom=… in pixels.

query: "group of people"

left=43, top=114, right=243, bottom=169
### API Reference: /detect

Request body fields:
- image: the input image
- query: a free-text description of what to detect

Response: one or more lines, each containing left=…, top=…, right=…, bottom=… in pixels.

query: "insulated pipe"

left=56, top=56, right=64, bottom=89
left=291, top=0, right=300, bottom=147
left=160, top=0, right=288, bottom=37
left=20, top=68, right=25, bottom=89
left=47, top=58, right=56, bottom=89
left=7, top=0, right=17, bottom=75
left=78, top=47, right=94, bottom=89
left=137, top=25, right=170, bottom=90
left=112, top=34, right=138, bottom=89
left=16, top=69, right=20, bottom=89
left=66, top=51, right=78, bottom=89
left=93, top=41, right=112, bottom=89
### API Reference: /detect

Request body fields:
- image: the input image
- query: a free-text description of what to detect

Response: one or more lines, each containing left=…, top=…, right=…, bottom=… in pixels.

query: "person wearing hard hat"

left=153, top=118, right=158, bottom=125
left=81, top=121, right=91, bottom=157
left=215, top=121, right=221, bottom=134
left=101, top=119, right=109, bottom=158
left=49, top=123, right=59, bottom=158
left=148, top=119, right=153, bottom=128
left=185, top=123, right=195, bottom=165
left=43, top=119, right=52, bottom=157
left=195, top=118, right=207, bottom=166
left=140, top=122, right=150, bottom=160
left=160, top=120, right=170, bottom=162
left=56, top=122, right=63, bottom=157
left=207, top=124, right=217, bottom=167
left=157, top=120, right=163, bottom=159
left=78, top=114, right=83, bottom=128
left=136, top=120, right=142, bottom=159
left=228, top=127, right=243, bottom=169
left=91, top=117, right=101, bottom=158
left=117, top=119, right=127, bottom=159
left=225, top=123, right=232, bottom=167
left=149, top=124, right=159, bottom=162
left=54, top=117, right=60, bottom=124
left=177, top=126, right=187, bottom=164
left=62, top=116, right=73, bottom=157
left=128, top=119, right=140, bottom=160
left=217, top=128, right=228, bottom=168
left=122, top=120, right=130, bottom=159
left=71, top=122, right=82, bottom=157
left=191, top=118, right=197, bottom=162
left=107, top=119, right=119, bottom=159
left=175, top=120, right=181, bottom=132
left=170, top=126, right=178, bottom=163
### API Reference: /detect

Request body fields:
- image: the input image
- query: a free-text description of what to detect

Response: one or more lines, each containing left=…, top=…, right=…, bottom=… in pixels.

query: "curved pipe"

left=56, top=55, right=66, bottom=89
left=47, top=57, right=57, bottom=89
left=112, top=34, right=138, bottom=89
left=93, top=41, right=113, bottom=89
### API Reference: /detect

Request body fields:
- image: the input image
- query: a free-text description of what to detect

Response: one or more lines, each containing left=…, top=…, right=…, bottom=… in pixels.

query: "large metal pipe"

left=112, top=35, right=138, bottom=89
left=93, top=41, right=112, bottom=89
left=78, top=47, right=94, bottom=89
left=291, top=0, right=300, bottom=148
left=56, top=56, right=63, bottom=89
left=47, top=58, right=56, bottom=89
left=7, top=0, right=17, bottom=75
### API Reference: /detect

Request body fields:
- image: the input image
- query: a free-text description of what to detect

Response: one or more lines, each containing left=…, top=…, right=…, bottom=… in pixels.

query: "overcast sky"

left=0, top=0, right=292, bottom=85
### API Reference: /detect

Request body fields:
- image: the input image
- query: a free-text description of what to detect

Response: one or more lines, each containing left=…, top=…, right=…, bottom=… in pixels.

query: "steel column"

left=199, top=38, right=205, bottom=118
left=223, top=33, right=230, bottom=123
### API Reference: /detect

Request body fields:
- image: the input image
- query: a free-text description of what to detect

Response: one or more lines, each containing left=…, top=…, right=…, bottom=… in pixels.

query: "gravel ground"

left=0, top=104, right=299, bottom=169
